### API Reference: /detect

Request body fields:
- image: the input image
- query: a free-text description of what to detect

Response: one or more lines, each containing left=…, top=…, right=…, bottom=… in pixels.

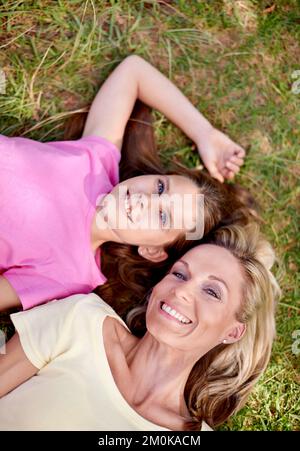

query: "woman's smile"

left=158, top=300, right=192, bottom=325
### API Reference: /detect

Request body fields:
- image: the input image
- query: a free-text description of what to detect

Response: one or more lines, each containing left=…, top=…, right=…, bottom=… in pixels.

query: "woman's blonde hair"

left=126, top=223, right=281, bottom=430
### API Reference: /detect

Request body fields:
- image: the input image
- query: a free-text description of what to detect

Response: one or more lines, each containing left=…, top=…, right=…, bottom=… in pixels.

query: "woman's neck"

left=123, top=331, right=201, bottom=423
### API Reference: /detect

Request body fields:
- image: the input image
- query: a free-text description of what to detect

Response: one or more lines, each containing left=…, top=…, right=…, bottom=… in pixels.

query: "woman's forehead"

left=180, top=244, right=243, bottom=279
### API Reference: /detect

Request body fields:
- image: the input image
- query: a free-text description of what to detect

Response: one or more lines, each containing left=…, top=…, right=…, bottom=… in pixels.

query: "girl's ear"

left=138, top=246, right=168, bottom=263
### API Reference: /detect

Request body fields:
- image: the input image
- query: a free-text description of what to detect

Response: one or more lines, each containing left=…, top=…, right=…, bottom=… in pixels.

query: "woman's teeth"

left=160, top=302, right=191, bottom=324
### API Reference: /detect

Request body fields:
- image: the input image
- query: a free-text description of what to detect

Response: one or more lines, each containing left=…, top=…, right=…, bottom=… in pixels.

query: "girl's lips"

left=125, top=189, right=133, bottom=223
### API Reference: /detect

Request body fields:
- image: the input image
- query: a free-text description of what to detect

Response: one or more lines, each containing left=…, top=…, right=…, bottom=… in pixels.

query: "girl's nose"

left=131, top=192, right=144, bottom=210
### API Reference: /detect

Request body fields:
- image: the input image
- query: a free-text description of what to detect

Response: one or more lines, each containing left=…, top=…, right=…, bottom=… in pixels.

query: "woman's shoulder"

left=66, top=293, right=132, bottom=338
left=35, top=292, right=124, bottom=326
left=103, top=314, right=136, bottom=353
left=65, top=293, right=123, bottom=320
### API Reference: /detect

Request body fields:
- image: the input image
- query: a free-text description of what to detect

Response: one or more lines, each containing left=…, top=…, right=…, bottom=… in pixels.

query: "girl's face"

left=97, top=174, right=201, bottom=250
left=146, top=244, right=246, bottom=355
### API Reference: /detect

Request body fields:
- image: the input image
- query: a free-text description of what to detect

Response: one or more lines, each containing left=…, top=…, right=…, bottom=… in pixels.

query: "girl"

left=0, top=224, right=280, bottom=430
left=0, top=55, right=247, bottom=313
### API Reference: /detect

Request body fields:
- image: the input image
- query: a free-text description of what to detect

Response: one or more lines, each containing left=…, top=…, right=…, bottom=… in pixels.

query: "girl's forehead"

left=168, top=174, right=197, bottom=188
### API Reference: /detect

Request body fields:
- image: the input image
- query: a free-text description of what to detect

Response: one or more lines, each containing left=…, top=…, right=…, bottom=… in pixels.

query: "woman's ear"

left=224, top=322, right=246, bottom=344
left=138, top=246, right=168, bottom=262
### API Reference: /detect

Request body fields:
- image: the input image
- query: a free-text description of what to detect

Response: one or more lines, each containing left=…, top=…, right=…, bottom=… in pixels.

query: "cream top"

left=0, top=294, right=211, bottom=431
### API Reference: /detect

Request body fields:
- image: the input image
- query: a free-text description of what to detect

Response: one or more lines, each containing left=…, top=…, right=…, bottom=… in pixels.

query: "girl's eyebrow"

left=164, top=176, right=172, bottom=228
left=166, top=176, right=170, bottom=192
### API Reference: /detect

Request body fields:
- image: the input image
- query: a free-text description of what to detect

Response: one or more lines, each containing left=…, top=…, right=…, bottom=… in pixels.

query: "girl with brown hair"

left=0, top=55, right=251, bottom=314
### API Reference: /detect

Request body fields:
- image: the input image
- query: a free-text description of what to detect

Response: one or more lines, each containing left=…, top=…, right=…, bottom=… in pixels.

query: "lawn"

left=0, top=0, right=299, bottom=431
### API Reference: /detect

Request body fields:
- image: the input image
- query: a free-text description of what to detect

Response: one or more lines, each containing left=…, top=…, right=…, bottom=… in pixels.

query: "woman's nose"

left=173, top=283, right=194, bottom=304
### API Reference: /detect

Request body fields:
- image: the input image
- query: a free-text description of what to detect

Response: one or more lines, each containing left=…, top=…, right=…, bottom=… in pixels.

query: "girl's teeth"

left=161, top=302, right=191, bottom=324
left=125, top=195, right=130, bottom=213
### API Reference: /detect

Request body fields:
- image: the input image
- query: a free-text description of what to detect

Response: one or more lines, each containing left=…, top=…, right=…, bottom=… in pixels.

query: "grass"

left=0, top=0, right=299, bottom=430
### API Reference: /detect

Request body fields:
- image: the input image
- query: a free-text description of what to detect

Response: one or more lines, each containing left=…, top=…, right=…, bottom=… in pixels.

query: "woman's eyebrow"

left=178, top=259, right=189, bottom=269
left=208, top=275, right=229, bottom=292
left=179, top=261, right=229, bottom=291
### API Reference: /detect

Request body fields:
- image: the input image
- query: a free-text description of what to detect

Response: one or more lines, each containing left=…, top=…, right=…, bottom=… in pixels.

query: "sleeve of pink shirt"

left=62, top=135, right=121, bottom=186
left=3, top=268, right=92, bottom=310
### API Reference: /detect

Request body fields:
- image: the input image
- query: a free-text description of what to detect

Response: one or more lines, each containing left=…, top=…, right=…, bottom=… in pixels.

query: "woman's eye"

left=157, top=179, right=165, bottom=195
left=205, top=288, right=221, bottom=300
left=172, top=271, right=186, bottom=280
left=160, top=210, right=167, bottom=227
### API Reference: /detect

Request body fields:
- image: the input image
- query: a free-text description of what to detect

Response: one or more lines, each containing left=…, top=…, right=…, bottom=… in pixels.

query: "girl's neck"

left=90, top=208, right=120, bottom=252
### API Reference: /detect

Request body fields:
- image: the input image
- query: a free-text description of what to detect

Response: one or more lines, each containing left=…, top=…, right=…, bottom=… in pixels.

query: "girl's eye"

left=205, top=287, right=221, bottom=300
left=157, top=179, right=165, bottom=195
left=160, top=210, right=167, bottom=226
left=172, top=271, right=186, bottom=281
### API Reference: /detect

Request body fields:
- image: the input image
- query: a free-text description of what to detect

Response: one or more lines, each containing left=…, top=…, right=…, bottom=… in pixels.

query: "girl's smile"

left=93, top=174, right=201, bottom=250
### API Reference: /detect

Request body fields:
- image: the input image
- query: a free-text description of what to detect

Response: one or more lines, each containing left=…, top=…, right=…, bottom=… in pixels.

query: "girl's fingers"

left=221, top=167, right=231, bottom=178
left=210, top=168, right=224, bottom=183
left=207, top=162, right=224, bottom=183
left=230, top=155, right=244, bottom=166
left=234, top=146, right=245, bottom=158
left=225, top=161, right=240, bottom=173
left=222, top=167, right=235, bottom=179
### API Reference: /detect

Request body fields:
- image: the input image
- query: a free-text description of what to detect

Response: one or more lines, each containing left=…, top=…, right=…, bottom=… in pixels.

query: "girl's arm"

left=83, top=55, right=245, bottom=183
left=0, top=275, right=22, bottom=312
left=0, top=333, right=38, bottom=398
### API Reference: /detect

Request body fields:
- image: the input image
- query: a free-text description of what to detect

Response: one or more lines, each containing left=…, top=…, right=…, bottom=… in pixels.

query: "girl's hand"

left=196, top=127, right=245, bottom=183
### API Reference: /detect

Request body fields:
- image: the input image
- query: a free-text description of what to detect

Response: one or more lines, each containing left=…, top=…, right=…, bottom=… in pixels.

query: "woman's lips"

left=159, top=301, right=192, bottom=325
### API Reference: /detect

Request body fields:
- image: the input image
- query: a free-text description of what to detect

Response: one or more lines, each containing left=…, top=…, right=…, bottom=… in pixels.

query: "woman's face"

left=96, top=174, right=202, bottom=248
left=146, top=244, right=246, bottom=355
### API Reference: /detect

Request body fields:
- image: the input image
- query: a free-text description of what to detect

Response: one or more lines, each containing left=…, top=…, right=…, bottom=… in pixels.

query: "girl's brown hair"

left=64, top=101, right=259, bottom=317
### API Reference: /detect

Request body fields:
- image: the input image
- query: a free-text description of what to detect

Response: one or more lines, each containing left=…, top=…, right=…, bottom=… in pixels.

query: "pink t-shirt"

left=0, top=134, right=120, bottom=310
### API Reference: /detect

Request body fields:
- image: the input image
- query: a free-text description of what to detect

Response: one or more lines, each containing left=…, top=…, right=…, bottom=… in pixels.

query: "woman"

left=0, top=55, right=249, bottom=314
left=0, top=223, right=280, bottom=431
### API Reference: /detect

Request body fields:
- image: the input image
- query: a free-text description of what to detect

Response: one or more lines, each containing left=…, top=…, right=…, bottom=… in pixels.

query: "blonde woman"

left=0, top=224, right=279, bottom=431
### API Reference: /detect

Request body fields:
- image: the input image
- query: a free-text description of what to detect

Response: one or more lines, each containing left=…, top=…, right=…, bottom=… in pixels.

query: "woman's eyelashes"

left=172, top=271, right=186, bottom=281
left=171, top=269, right=222, bottom=300
left=203, top=286, right=222, bottom=300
